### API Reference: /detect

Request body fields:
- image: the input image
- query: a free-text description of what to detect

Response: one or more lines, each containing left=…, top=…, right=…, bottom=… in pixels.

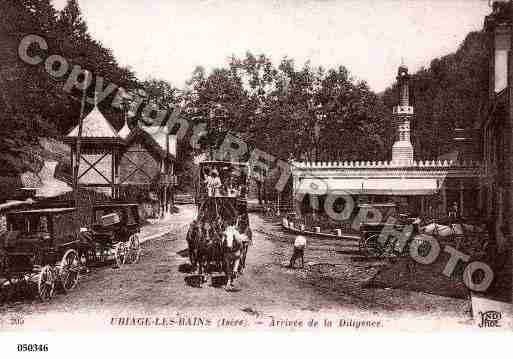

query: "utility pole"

left=73, top=72, right=91, bottom=230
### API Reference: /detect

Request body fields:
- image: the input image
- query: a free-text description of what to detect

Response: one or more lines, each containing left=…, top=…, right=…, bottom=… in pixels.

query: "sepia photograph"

left=0, top=0, right=512, bottom=348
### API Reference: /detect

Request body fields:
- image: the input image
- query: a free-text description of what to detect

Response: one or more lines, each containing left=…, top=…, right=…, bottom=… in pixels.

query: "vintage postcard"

left=0, top=0, right=512, bottom=346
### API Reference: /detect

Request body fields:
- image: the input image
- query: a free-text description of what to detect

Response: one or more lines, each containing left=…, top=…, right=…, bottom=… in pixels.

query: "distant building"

left=482, top=1, right=513, bottom=252
left=291, top=65, right=482, bottom=219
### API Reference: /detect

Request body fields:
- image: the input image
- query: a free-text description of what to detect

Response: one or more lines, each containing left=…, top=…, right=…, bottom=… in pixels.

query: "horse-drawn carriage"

left=358, top=203, right=419, bottom=256
left=0, top=203, right=142, bottom=304
left=186, top=160, right=252, bottom=289
left=0, top=207, right=84, bottom=303
left=358, top=202, right=490, bottom=263
left=84, top=203, right=142, bottom=268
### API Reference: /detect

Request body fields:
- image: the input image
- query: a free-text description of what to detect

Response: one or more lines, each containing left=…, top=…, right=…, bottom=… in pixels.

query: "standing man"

left=448, top=201, right=459, bottom=219
left=236, top=216, right=252, bottom=274
left=289, top=235, right=307, bottom=269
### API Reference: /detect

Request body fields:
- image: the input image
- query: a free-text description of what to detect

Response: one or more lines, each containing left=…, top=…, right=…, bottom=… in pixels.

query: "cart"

left=0, top=207, right=84, bottom=303
left=358, top=203, right=418, bottom=257
left=85, top=203, right=142, bottom=268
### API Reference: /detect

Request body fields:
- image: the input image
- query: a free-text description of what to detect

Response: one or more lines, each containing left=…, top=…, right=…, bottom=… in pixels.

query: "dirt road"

left=0, top=205, right=472, bottom=330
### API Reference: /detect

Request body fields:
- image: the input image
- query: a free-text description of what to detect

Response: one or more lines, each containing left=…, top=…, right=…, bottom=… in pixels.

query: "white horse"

left=222, top=224, right=242, bottom=290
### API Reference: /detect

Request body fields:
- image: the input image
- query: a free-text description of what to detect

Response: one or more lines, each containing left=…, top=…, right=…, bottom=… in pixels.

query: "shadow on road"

left=211, top=275, right=228, bottom=288
left=184, top=274, right=205, bottom=288
left=176, top=249, right=189, bottom=258
left=178, top=263, right=194, bottom=273
left=335, top=249, right=361, bottom=256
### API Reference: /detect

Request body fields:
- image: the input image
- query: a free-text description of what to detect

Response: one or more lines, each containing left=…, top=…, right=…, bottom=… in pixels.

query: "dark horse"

left=186, top=220, right=208, bottom=284
left=204, top=219, right=224, bottom=273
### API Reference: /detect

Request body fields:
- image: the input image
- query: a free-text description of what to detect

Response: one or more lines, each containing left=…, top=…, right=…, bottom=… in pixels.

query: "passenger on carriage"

left=205, top=169, right=222, bottom=197
left=226, top=177, right=240, bottom=197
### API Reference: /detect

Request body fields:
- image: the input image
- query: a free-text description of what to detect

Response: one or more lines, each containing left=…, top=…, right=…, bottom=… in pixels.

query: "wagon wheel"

left=59, top=249, right=80, bottom=293
left=364, top=234, right=385, bottom=257
left=114, top=242, right=128, bottom=268
left=38, top=265, right=55, bottom=302
left=126, top=234, right=140, bottom=264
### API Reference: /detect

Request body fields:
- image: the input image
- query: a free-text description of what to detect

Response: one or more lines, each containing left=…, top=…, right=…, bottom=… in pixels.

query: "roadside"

left=0, top=205, right=482, bottom=330
left=140, top=205, right=197, bottom=243
left=251, top=215, right=473, bottom=324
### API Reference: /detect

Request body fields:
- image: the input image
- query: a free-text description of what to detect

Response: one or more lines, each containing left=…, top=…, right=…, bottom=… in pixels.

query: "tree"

left=142, top=78, right=180, bottom=113
left=0, top=0, right=138, bottom=177
left=57, top=0, right=87, bottom=37
left=382, top=31, right=488, bottom=160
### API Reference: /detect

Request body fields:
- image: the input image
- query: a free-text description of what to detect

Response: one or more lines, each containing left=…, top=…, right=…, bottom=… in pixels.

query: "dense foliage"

left=0, top=0, right=491, bottom=196
left=0, top=0, right=138, bottom=176
left=178, top=55, right=390, bottom=163
left=382, top=31, right=489, bottom=160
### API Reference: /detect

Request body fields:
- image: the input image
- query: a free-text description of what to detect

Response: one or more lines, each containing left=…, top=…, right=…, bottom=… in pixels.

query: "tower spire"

left=391, top=63, right=414, bottom=164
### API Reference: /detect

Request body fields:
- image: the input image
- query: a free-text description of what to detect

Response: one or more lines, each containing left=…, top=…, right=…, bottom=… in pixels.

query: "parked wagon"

left=358, top=203, right=419, bottom=256
left=0, top=207, right=84, bottom=303
left=84, top=203, right=142, bottom=268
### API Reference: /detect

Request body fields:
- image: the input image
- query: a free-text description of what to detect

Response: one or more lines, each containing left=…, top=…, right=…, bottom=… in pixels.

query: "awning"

left=297, top=178, right=439, bottom=196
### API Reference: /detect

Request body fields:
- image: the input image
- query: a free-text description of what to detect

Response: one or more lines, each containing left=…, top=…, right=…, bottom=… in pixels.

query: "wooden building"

left=118, top=124, right=176, bottom=217
left=64, top=105, right=176, bottom=218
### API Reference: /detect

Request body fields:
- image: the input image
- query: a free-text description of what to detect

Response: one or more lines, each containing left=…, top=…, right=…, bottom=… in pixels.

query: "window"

left=494, top=31, right=510, bottom=93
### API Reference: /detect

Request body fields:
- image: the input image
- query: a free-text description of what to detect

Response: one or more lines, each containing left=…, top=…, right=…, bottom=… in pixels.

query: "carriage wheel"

left=364, top=234, right=385, bottom=257
left=38, top=265, right=55, bottom=302
left=59, top=249, right=80, bottom=293
left=126, top=234, right=141, bottom=264
left=114, top=242, right=128, bottom=268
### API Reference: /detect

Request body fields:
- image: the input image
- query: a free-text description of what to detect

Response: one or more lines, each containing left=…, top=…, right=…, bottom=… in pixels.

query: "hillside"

left=0, top=1, right=137, bottom=179
left=382, top=31, right=489, bottom=160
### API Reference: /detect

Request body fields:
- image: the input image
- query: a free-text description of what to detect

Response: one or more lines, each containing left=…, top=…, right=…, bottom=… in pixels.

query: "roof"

left=93, top=203, right=139, bottom=209
left=0, top=199, right=35, bottom=211
left=358, top=203, right=398, bottom=208
left=31, top=161, right=73, bottom=199
left=200, top=161, right=249, bottom=167
left=10, top=207, right=76, bottom=214
left=66, top=105, right=120, bottom=138
left=119, top=121, right=131, bottom=139
left=124, top=127, right=175, bottom=161
left=297, top=177, right=440, bottom=196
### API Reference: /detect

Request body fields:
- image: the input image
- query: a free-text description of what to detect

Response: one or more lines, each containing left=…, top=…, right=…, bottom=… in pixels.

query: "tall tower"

left=391, top=64, right=414, bottom=164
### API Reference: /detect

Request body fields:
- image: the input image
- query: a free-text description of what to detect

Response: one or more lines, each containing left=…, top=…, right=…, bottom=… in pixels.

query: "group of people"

left=203, top=168, right=244, bottom=198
